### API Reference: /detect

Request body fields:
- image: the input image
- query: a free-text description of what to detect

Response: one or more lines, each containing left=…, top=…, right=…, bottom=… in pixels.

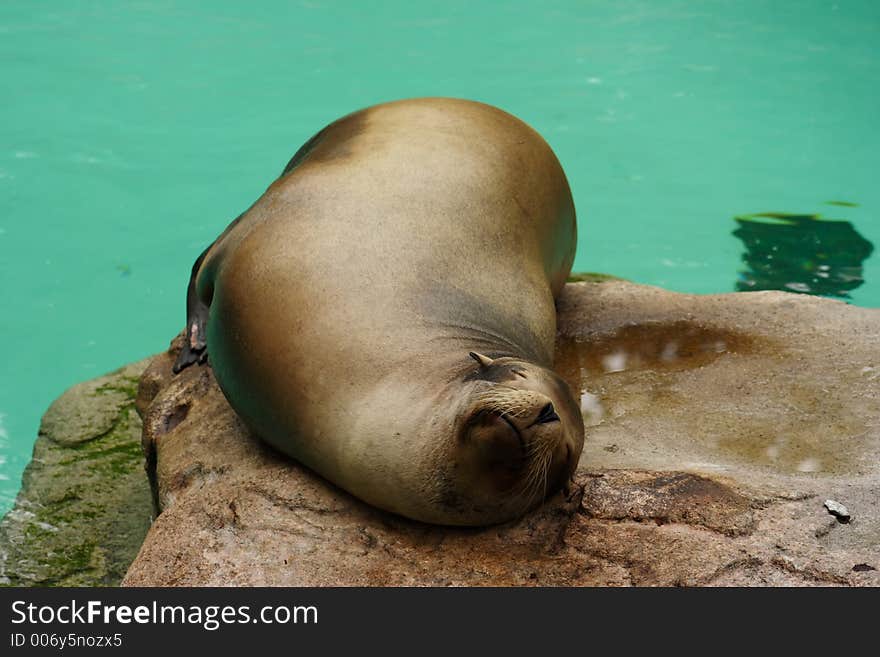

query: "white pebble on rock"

left=824, top=499, right=851, bottom=522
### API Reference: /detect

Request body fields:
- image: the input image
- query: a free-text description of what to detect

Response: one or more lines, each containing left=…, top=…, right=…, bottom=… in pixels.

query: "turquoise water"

left=2, top=0, right=878, bottom=513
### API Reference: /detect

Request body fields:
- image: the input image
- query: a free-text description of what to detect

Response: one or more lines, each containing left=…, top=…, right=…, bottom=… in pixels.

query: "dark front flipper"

left=173, top=246, right=212, bottom=373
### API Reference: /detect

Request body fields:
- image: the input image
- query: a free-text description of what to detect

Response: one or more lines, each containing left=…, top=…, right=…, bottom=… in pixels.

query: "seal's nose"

left=534, top=402, right=560, bottom=424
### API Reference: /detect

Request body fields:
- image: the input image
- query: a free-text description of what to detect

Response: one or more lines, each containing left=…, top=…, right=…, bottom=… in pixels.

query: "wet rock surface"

left=123, top=281, right=880, bottom=586
left=0, top=360, right=153, bottom=586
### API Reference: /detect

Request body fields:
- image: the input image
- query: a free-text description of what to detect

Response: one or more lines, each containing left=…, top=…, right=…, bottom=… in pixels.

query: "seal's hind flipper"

left=173, top=246, right=211, bottom=373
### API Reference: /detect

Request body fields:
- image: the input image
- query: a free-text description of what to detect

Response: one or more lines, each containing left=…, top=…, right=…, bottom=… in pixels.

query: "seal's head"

left=444, top=351, right=585, bottom=523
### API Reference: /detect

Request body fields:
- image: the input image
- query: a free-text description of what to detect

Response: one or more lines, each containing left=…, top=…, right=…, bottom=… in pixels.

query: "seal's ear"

left=469, top=351, right=494, bottom=368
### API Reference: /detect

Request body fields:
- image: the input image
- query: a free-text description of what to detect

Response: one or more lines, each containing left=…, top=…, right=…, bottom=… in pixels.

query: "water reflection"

left=579, top=391, right=604, bottom=427
left=555, top=321, right=749, bottom=379
left=553, top=319, right=866, bottom=476
left=557, top=322, right=753, bottom=440
left=733, top=212, right=874, bottom=299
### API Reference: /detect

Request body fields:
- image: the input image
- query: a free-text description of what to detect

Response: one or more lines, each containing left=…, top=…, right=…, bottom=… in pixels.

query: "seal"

left=173, top=97, right=585, bottom=525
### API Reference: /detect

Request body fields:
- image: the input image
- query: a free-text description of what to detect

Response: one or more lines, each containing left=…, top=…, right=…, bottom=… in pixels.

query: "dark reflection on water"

left=733, top=212, right=874, bottom=299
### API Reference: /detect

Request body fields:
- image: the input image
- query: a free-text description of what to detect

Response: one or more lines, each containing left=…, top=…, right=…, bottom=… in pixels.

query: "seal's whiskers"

left=512, top=431, right=556, bottom=512
left=473, top=387, right=541, bottom=419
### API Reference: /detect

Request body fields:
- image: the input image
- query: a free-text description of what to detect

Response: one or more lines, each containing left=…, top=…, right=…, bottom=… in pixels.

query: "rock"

left=824, top=500, right=851, bottom=523
left=123, top=281, right=880, bottom=586
left=0, top=359, right=154, bottom=586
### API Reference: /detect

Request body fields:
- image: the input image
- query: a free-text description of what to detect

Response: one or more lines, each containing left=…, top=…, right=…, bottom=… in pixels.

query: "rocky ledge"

left=121, top=280, right=879, bottom=586
left=0, top=360, right=153, bottom=586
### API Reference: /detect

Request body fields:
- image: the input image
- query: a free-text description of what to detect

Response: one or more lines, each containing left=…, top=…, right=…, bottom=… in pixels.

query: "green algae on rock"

left=567, top=272, right=626, bottom=284
left=0, top=359, right=154, bottom=586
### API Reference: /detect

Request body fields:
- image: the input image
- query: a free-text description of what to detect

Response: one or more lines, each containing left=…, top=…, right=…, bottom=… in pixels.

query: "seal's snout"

left=460, top=353, right=585, bottom=515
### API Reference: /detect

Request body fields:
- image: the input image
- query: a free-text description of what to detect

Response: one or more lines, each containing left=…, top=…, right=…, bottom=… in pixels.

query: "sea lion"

left=173, top=97, right=584, bottom=526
